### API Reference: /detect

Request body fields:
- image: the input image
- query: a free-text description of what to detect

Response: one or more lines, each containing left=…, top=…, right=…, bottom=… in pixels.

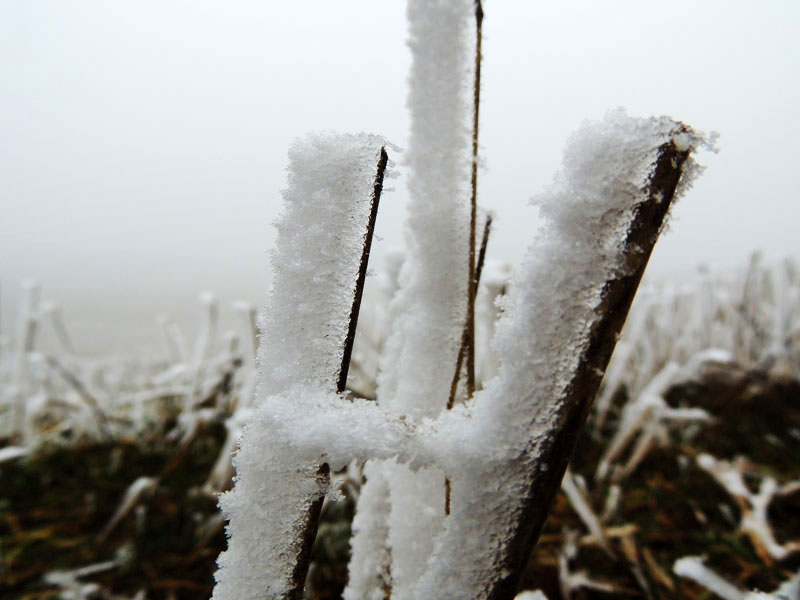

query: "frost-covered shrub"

left=211, top=2, right=710, bottom=599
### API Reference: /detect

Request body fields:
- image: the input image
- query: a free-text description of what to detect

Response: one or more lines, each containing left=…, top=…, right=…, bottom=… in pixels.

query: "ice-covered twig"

left=673, top=556, right=746, bottom=600
left=204, top=408, right=252, bottom=493
left=558, top=531, right=622, bottom=598
left=233, top=301, right=259, bottom=364
left=194, top=292, right=219, bottom=367
left=98, top=476, right=158, bottom=541
left=673, top=556, right=799, bottom=600
left=449, top=212, right=493, bottom=410
left=347, top=1, right=476, bottom=596
left=343, top=461, right=393, bottom=600
left=213, top=134, right=390, bottom=600
left=596, top=359, right=712, bottom=481
left=156, top=314, right=184, bottom=364
left=771, top=570, right=800, bottom=600
left=338, top=147, right=389, bottom=394
left=44, top=355, right=111, bottom=441
left=187, top=293, right=220, bottom=410
left=696, top=454, right=800, bottom=562
left=41, top=301, right=75, bottom=357
left=11, top=280, right=42, bottom=440
left=445, top=212, right=492, bottom=514
left=157, top=315, right=188, bottom=364
left=594, top=338, right=635, bottom=434
left=0, top=445, right=28, bottom=464
left=44, top=559, right=119, bottom=600
left=619, top=532, right=657, bottom=599
left=249, top=387, right=440, bottom=471
left=592, top=251, right=799, bottom=439
left=561, top=470, right=614, bottom=558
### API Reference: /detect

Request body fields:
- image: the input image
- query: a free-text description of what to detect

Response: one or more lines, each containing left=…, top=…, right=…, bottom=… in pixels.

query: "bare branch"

left=465, top=0, right=484, bottom=399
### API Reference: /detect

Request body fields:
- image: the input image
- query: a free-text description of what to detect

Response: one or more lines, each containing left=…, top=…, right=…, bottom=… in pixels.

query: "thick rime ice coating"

left=213, top=133, right=389, bottom=600
left=343, top=461, right=392, bottom=600
left=345, top=250, right=406, bottom=600
left=379, top=0, right=473, bottom=416
left=257, top=132, right=391, bottom=399
left=412, top=112, right=708, bottom=598
left=251, top=389, right=438, bottom=472
left=214, top=415, right=325, bottom=600
left=351, top=1, right=475, bottom=597
left=214, top=387, right=440, bottom=599
left=388, top=464, right=447, bottom=587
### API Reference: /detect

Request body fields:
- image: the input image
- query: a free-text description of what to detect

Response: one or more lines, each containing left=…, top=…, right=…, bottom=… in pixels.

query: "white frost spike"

left=188, top=293, right=220, bottom=410
left=673, top=556, right=746, bottom=600
left=258, top=132, right=390, bottom=398
left=233, top=301, right=259, bottom=363
left=0, top=446, right=28, bottom=464
left=561, top=470, right=614, bottom=557
left=41, top=301, right=75, bottom=357
left=352, top=0, right=475, bottom=596
left=100, top=476, right=158, bottom=540
left=213, top=133, right=388, bottom=600
left=672, top=556, right=796, bottom=600
left=696, top=454, right=800, bottom=561
left=11, top=279, right=42, bottom=439
left=194, top=292, right=219, bottom=367
left=343, top=461, right=392, bottom=600
left=44, top=560, right=119, bottom=600
left=378, top=0, right=472, bottom=417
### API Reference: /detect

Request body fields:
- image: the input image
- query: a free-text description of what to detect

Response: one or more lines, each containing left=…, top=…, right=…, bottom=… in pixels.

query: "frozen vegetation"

left=3, top=249, right=799, bottom=598
left=2, top=2, right=800, bottom=600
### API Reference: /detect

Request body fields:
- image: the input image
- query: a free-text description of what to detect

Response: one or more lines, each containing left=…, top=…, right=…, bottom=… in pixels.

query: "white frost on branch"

left=673, top=556, right=748, bottom=600
left=258, top=133, right=392, bottom=399
left=347, top=0, right=475, bottom=597
left=378, top=0, right=473, bottom=414
left=561, top=469, right=614, bottom=558
left=596, top=359, right=712, bottom=481
left=674, top=556, right=800, bottom=600
left=343, top=461, right=392, bottom=600
left=696, top=453, right=800, bottom=562
left=412, top=110, right=709, bottom=598
left=212, top=133, right=389, bottom=600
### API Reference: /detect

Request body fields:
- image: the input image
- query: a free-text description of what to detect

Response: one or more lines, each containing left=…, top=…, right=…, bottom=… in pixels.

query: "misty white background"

left=1, top=1, right=798, bottom=355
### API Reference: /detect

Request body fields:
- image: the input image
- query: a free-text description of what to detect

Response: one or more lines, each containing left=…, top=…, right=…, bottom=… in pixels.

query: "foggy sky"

left=1, top=1, right=799, bottom=352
